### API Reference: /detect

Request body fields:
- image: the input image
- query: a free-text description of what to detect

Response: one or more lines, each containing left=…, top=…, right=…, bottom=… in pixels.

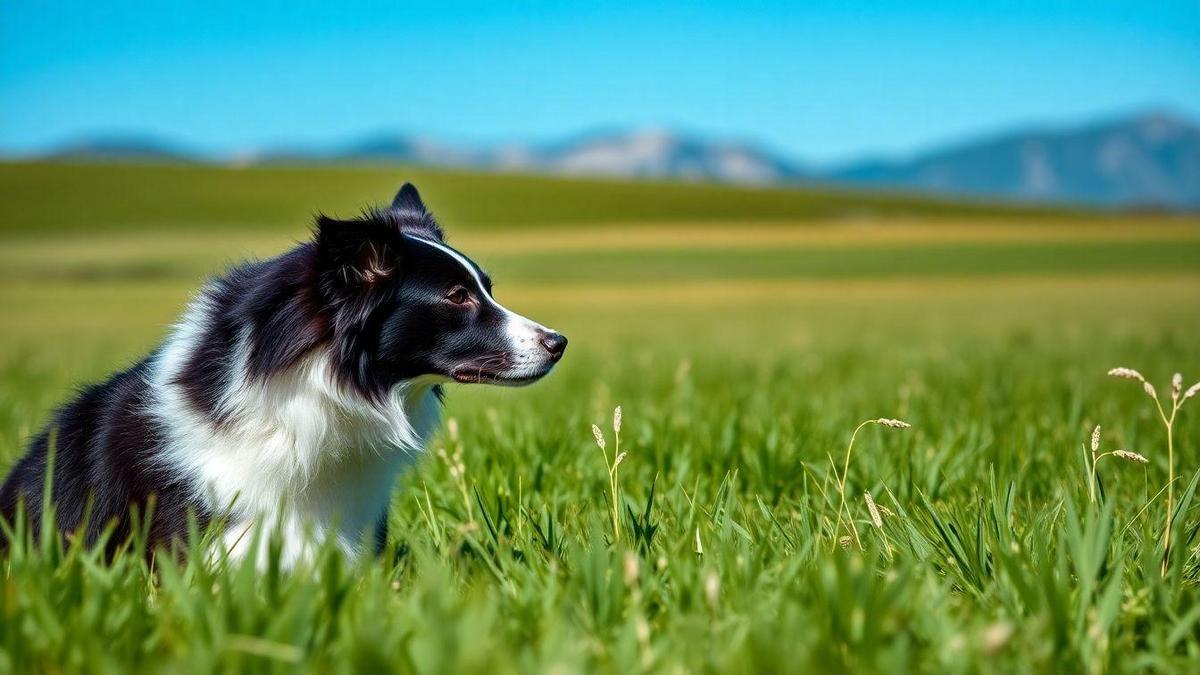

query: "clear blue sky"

left=2, top=1, right=1197, bottom=163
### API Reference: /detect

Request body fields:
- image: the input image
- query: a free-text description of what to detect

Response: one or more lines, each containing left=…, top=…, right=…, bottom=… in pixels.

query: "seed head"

left=838, top=536, right=853, bottom=550
left=1172, top=373, right=1183, bottom=399
left=875, top=418, right=912, bottom=429
left=622, top=551, right=640, bottom=586
left=1185, top=382, right=1200, bottom=402
left=447, top=418, right=460, bottom=443
left=704, top=572, right=720, bottom=608
left=1113, top=450, right=1149, bottom=464
left=614, top=452, right=627, bottom=469
left=613, top=405, right=622, bottom=434
left=981, top=621, right=1014, bottom=654
left=864, top=491, right=883, bottom=529
left=1143, top=381, right=1158, bottom=400
left=1108, top=367, right=1146, bottom=382
left=591, top=424, right=606, bottom=450
left=635, top=616, right=651, bottom=644
left=1090, top=425, right=1101, bottom=453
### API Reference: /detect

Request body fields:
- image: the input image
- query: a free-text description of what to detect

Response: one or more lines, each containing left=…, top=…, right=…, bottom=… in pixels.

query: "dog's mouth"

left=449, top=363, right=553, bottom=387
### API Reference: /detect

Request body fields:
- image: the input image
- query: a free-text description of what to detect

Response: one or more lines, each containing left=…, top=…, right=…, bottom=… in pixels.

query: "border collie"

left=0, top=183, right=566, bottom=564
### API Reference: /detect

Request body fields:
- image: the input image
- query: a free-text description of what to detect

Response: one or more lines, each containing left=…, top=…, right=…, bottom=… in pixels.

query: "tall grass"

left=2, top=332, right=1198, bottom=673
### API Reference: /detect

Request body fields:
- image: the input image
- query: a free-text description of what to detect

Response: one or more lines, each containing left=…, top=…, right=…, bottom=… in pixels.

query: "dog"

left=0, top=183, right=566, bottom=564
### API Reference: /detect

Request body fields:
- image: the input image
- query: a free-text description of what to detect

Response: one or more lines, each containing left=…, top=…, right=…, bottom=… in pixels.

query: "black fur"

left=0, top=358, right=208, bottom=551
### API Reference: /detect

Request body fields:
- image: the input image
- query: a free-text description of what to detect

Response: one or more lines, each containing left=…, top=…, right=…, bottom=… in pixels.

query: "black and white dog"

left=0, top=183, right=566, bottom=564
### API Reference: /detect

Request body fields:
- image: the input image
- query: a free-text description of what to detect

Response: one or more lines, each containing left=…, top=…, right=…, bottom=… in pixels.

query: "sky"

left=1, top=1, right=1198, bottom=164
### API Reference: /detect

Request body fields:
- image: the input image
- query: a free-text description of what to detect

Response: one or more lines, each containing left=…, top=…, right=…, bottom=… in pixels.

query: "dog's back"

left=0, top=358, right=207, bottom=550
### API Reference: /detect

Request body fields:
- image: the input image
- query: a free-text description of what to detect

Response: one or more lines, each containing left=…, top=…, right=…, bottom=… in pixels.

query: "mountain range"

left=828, top=111, right=1200, bottom=208
left=38, top=110, right=1200, bottom=208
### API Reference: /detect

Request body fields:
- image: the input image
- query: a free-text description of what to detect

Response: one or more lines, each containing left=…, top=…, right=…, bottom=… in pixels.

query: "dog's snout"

left=539, top=331, right=568, bottom=360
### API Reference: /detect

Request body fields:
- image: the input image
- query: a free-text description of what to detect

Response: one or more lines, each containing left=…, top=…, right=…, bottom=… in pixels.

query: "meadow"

left=1, top=161, right=1199, bottom=673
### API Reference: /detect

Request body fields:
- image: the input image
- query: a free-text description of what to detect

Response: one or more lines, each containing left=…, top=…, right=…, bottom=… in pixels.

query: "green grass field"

left=1, top=161, right=1199, bottom=673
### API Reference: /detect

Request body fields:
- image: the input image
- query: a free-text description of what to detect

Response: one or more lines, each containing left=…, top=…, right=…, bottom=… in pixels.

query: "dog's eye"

left=445, top=287, right=470, bottom=305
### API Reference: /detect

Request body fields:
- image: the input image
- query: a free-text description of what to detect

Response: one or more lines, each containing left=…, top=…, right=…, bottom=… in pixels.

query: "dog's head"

left=313, top=183, right=566, bottom=395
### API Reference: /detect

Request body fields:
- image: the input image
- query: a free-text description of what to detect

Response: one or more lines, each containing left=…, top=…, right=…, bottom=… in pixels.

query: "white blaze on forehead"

left=406, top=236, right=494, bottom=302
left=406, top=236, right=553, bottom=346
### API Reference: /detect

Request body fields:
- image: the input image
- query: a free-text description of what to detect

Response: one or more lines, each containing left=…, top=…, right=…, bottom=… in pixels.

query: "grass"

left=1, top=160, right=1200, bottom=673
left=0, top=161, right=1109, bottom=238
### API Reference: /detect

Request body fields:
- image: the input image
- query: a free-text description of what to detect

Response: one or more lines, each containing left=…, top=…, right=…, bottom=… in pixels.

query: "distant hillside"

left=831, top=112, right=1200, bottom=207
left=29, top=110, right=1200, bottom=208
left=0, top=161, right=1091, bottom=239
left=48, top=135, right=194, bottom=162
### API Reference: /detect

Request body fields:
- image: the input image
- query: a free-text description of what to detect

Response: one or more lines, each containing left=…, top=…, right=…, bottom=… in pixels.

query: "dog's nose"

left=539, top=332, right=568, bottom=360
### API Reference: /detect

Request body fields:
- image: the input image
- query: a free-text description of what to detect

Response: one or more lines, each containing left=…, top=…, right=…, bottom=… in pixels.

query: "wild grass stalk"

left=1085, top=424, right=1148, bottom=504
left=863, top=490, right=893, bottom=558
left=1108, top=368, right=1198, bottom=573
left=832, top=418, right=910, bottom=551
left=436, top=417, right=474, bottom=530
left=591, top=405, right=626, bottom=544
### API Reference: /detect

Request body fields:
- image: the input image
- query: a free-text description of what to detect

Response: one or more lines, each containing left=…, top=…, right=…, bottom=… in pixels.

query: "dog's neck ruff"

left=148, top=290, right=442, bottom=565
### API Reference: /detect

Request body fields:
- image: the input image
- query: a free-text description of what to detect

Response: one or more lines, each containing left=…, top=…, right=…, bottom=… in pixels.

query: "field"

left=1, top=161, right=1199, bottom=673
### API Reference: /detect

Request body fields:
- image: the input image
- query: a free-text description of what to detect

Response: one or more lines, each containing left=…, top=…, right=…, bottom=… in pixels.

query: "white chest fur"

left=149, top=309, right=441, bottom=566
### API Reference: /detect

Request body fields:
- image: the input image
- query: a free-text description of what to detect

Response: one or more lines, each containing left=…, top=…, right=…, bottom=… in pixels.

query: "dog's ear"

left=391, top=182, right=426, bottom=214
left=314, top=215, right=400, bottom=294
left=388, top=182, right=445, bottom=241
